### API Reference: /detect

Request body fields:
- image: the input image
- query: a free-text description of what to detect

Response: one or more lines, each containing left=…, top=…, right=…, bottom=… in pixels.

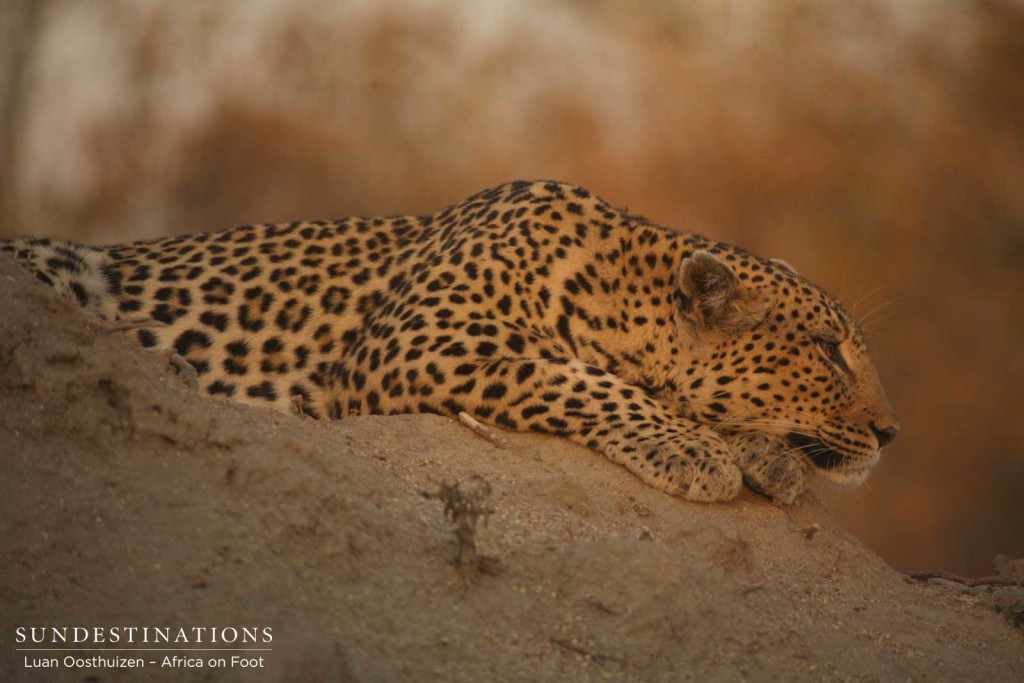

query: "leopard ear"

left=770, top=258, right=798, bottom=275
left=679, top=251, right=772, bottom=333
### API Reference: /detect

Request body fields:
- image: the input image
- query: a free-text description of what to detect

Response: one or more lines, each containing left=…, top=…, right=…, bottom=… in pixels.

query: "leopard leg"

left=400, top=357, right=743, bottom=503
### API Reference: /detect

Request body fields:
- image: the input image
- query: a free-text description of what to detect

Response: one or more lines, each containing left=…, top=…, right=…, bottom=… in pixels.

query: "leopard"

left=1, top=180, right=898, bottom=503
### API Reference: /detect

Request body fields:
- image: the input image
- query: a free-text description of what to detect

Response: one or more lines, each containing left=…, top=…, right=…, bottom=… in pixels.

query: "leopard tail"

left=1, top=237, right=120, bottom=320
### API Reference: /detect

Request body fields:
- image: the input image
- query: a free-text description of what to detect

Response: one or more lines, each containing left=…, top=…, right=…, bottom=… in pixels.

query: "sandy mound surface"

left=1, top=255, right=1021, bottom=682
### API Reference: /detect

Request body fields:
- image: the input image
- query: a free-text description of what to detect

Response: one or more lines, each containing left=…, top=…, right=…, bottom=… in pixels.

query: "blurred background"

left=1, top=0, right=1020, bottom=575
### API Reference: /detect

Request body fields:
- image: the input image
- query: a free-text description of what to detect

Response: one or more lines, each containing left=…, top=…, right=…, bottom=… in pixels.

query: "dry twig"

left=904, top=570, right=1023, bottom=588
left=458, top=411, right=511, bottom=448
left=100, top=317, right=163, bottom=332
left=166, top=351, right=199, bottom=391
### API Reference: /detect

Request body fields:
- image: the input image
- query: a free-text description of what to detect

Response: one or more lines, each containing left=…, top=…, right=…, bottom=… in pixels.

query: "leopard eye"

left=816, top=338, right=848, bottom=371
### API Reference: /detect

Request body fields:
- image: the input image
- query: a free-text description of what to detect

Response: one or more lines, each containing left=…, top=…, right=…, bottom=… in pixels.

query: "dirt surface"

left=1, top=254, right=1022, bottom=682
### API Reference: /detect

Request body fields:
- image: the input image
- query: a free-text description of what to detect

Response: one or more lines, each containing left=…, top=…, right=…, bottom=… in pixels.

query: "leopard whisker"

left=715, top=416, right=819, bottom=440
left=710, top=407, right=764, bottom=433
left=861, top=310, right=898, bottom=331
left=858, top=295, right=906, bottom=328
left=850, top=282, right=888, bottom=319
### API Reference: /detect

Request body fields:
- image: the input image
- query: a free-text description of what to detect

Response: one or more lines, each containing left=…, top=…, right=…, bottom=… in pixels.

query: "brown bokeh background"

left=1, top=0, right=1020, bottom=575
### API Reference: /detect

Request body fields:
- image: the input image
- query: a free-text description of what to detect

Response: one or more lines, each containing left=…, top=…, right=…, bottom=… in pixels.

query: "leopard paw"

left=727, top=433, right=808, bottom=505
left=656, top=445, right=743, bottom=503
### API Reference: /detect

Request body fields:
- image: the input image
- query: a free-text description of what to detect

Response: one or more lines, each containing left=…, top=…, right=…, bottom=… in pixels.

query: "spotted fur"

left=1, top=180, right=898, bottom=502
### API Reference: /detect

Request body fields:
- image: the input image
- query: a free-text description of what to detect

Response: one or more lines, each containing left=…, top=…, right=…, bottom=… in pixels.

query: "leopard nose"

left=869, top=421, right=899, bottom=448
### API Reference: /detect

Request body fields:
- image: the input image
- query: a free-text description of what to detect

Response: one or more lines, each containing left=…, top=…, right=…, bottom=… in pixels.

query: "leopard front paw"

left=727, top=433, right=808, bottom=505
left=675, top=455, right=743, bottom=503
left=645, top=441, right=742, bottom=503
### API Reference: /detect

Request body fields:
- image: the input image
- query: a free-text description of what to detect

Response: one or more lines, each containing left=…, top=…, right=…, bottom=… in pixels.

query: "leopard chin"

left=786, top=432, right=879, bottom=487
left=815, top=463, right=875, bottom=487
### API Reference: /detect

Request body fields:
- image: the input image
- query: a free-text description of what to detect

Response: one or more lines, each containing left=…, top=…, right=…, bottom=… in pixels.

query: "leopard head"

left=673, top=248, right=899, bottom=486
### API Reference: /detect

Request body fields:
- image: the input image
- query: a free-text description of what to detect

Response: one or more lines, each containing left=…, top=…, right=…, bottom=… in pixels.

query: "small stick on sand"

left=99, top=317, right=163, bottom=332
left=458, top=411, right=511, bottom=449
left=905, top=570, right=1023, bottom=588
left=166, top=351, right=199, bottom=391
